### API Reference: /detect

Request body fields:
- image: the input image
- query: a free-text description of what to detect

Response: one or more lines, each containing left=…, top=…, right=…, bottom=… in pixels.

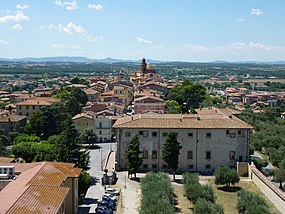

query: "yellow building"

left=16, top=97, right=60, bottom=118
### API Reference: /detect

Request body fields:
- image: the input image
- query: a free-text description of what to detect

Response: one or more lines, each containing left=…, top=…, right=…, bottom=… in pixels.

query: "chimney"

left=229, top=115, right=232, bottom=119
left=197, top=117, right=201, bottom=121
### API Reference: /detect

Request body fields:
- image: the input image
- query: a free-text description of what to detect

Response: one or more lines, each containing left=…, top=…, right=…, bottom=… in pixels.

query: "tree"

left=126, top=134, right=142, bottom=178
left=12, top=141, right=37, bottom=162
left=194, top=198, right=224, bottom=214
left=162, top=132, right=182, bottom=180
left=166, top=100, right=181, bottom=114
left=78, top=171, right=92, bottom=198
left=166, top=80, right=206, bottom=113
left=79, top=129, right=97, bottom=145
left=214, top=166, right=240, bottom=187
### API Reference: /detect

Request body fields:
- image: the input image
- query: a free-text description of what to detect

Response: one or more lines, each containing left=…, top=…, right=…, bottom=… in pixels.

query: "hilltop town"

left=1, top=59, right=285, bottom=213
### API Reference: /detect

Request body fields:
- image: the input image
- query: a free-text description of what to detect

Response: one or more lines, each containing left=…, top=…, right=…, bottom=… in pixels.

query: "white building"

left=113, top=108, right=252, bottom=173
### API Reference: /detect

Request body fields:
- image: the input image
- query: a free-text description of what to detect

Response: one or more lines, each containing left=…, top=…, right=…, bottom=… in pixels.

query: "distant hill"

left=0, top=56, right=285, bottom=64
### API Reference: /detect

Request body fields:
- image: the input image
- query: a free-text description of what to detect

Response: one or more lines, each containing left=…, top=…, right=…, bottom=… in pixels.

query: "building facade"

left=113, top=109, right=252, bottom=173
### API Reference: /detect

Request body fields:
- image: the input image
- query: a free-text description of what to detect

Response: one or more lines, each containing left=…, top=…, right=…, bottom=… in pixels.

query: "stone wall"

left=250, top=164, right=285, bottom=214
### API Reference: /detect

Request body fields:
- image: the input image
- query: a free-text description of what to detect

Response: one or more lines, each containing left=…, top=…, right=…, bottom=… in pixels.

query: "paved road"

left=78, top=142, right=117, bottom=214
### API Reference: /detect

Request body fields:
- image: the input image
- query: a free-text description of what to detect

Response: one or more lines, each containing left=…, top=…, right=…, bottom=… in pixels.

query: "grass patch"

left=211, top=180, right=281, bottom=214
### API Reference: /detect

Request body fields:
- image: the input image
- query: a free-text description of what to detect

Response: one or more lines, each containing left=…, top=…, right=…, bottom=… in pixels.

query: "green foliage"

left=237, top=189, right=271, bottom=214
left=12, top=141, right=38, bottom=162
left=214, top=166, right=240, bottom=187
left=194, top=198, right=224, bottom=214
left=34, top=141, right=56, bottom=162
left=166, top=80, right=206, bottom=112
left=78, top=171, right=92, bottom=198
left=140, top=172, right=174, bottom=214
left=14, top=134, right=41, bottom=144
left=79, top=129, right=97, bottom=145
left=162, top=132, right=182, bottom=180
left=126, top=134, right=143, bottom=177
left=250, top=157, right=268, bottom=171
left=70, top=77, right=90, bottom=86
left=166, top=100, right=181, bottom=114
left=64, top=87, right=88, bottom=116
left=25, top=102, right=71, bottom=139
left=239, top=107, right=285, bottom=166
left=183, top=173, right=216, bottom=204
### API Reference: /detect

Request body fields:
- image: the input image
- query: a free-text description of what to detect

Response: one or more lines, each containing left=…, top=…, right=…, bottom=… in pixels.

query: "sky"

left=0, top=0, right=285, bottom=62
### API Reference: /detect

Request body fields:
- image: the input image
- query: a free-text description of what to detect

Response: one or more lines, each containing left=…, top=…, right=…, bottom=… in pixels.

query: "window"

left=142, top=150, right=148, bottom=159
left=152, top=150, right=157, bottom=159
left=226, top=130, right=230, bottom=135
left=143, top=164, right=148, bottom=169
left=32, top=105, right=35, bottom=109
left=125, top=132, right=131, bottom=137
left=238, top=130, right=242, bottom=135
left=26, top=112, right=29, bottom=116
left=206, top=151, right=211, bottom=160
left=229, top=151, right=235, bottom=160
left=205, top=164, right=211, bottom=170
left=206, top=132, right=211, bottom=138
left=152, top=164, right=157, bottom=169
left=188, top=164, right=194, bottom=169
left=139, top=131, right=143, bottom=136
left=162, top=132, right=168, bottom=137
left=187, top=151, right=193, bottom=159
left=152, top=132, right=157, bottom=137
left=162, top=164, right=168, bottom=169
left=143, top=131, right=148, bottom=137
left=99, top=130, right=102, bottom=135
left=99, top=122, right=102, bottom=129
left=19, top=106, right=22, bottom=110
left=26, top=106, right=29, bottom=109
left=188, top=132, right=193, bottom=137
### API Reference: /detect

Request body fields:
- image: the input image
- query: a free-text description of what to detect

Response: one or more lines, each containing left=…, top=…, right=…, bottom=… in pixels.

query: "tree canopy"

left=214, top=166, right=240, bottom=187
left=162, top=132, right=182, bottom=180
left=126, top=134, right=142, bottom=178
left=166, top=80, right=206, bottom=113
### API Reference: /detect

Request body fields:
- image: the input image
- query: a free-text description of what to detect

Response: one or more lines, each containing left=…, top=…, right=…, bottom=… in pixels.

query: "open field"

left=243, top=78, right=285, bottom=84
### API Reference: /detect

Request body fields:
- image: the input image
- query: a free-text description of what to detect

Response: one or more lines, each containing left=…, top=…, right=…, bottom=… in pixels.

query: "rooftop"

left=113, top=108, right=251, bottom=129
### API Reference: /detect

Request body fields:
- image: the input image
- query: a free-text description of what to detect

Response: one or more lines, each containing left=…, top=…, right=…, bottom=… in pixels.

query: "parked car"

left=103, top=193, right=117, bottom=201
left=95, top=205, right=113, bottom=214
left=98, top=200, right=116, bottom=210
left=105, top=188, right=120, bottom=196
left=102, top=196, right=117, bottom=204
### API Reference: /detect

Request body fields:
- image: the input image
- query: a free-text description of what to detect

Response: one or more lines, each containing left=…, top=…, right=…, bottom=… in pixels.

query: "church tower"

left=140, top=58, right=147, bottom=75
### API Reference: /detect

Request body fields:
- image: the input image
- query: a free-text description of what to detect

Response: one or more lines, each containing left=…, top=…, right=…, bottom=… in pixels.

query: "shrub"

left=214, top=166, right=240, bottom=187
left=237, top=189, right=271, bottom=214
left=194, top=198, right=224, bottom=214
left=140, top=172, right=174, bottom=214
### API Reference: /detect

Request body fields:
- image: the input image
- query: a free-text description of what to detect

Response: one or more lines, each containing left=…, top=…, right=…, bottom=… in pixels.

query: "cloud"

left=237, top=18, right=245, bottom=22
left=12, top=23, right=23, bottom=30
left=58, top=22, right=86, bottom=34
left=55, top=0, right=79, bottom=10
left=0, top=39, right=10, bottom=45
left=137, top=37, right=152, bottom=44
left=251, top=8, right=264, bottom=16
left=64, top=1, right=78, bottom=10
left=85, top=34, right=104, bottom=42
left=52, top=43, right=81, bottom=49
left=16, top=4, right=30, bottom=10
left=0, top=11, right=30, bottom=24
left=88, top=4, right=104, bottom=11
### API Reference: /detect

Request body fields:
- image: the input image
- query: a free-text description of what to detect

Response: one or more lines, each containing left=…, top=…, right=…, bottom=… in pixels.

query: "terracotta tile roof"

left=113, top=111, right=252, bottom=129
left=134, top=95, right=164, bottom=102
left=27, top=162, right=67, bottom=187
left=72, top=112, right=94, bottom=120
left=6, top=186, right=69, bottom=214
left=0, top=157, right=15, bottom=163
left=84, top=88, right=100, bottom=95
left=16, top=97, right=60, bottom=106
left=52, top=162, right=81, bottom=178
left=0, top=162, right=41, bottom=174
left=0, top=114, right=27, bottom=123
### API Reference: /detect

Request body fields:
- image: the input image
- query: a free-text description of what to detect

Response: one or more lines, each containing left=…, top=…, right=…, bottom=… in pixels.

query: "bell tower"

left=140, top=58, right=147, bottom=75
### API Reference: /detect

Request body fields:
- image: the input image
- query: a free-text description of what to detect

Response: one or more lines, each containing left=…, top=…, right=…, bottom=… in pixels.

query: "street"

left=78, top=142, right=117, bottom=214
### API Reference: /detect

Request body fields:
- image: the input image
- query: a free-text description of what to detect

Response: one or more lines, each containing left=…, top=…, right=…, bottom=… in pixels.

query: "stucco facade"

left=113, top=108, right=252, bottom=173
